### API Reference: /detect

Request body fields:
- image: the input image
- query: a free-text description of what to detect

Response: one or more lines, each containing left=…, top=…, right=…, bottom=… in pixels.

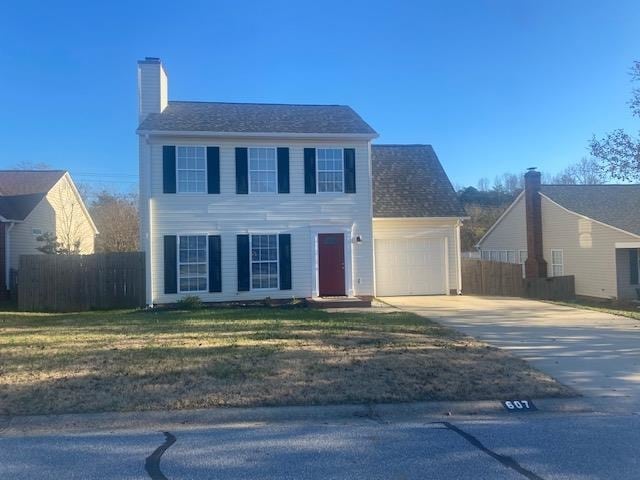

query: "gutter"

left=135, top=129, right=379, bottom=140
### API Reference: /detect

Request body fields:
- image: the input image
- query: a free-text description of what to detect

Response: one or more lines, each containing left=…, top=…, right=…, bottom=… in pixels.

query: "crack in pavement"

left=145, top=431, right=176, bottom=480
left=433, top=422, right=546, bottom=480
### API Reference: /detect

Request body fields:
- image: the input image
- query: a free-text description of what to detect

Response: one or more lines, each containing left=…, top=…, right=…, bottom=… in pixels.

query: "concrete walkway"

left=383, top=296, right=640, bottom=411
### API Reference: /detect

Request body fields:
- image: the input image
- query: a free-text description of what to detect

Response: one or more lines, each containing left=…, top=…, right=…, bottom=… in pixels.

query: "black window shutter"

left=277, top=147, right=290, bottom=194
left=304, top=148, right=316, bottom=193
left=207, top=147, right=220, bottom=194
left=237, top=234, right=250, bottom=291
left=163, top=146, right=176, bottom=194
left=208, top=235, right=222, bottom=292
left=164, top=235, right=177, bottom=294
left=235, top=148, right=248, bottom=194
left=630, top=249, right=639, bottom=285
left=279, top=234, right=292, bottom=290
left=344, top=148, right=356, bottom=193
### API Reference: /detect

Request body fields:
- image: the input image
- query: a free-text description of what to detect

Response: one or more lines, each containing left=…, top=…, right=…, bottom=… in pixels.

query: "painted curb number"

left=503, top=399, right=537, bottom=412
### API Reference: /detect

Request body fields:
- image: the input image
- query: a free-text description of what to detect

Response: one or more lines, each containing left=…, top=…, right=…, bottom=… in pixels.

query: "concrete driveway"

left=383, top=296, right=640, bottom=411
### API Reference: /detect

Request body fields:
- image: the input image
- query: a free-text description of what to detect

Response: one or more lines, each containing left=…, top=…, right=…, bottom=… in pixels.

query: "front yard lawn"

left=551, top=300, right=640, bottom=321
left=0, top=307, right=573, bottom=415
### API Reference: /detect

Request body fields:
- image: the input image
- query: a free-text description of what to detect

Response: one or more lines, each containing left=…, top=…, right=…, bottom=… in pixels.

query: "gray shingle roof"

left=372, top=145, right=465, bottom=218
left=540, top=184, right=640, bottom=236
left=0, top=170, right=65, bottom=221
left=138, top=101, right=377, bottom=136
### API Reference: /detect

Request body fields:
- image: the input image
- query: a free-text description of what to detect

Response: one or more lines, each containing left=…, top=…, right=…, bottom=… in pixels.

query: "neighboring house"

left=136, top=57, right=465, bottom=306
left=0, top=170, right=97, bottom=295
left=477, top=169, right=640, bottom=300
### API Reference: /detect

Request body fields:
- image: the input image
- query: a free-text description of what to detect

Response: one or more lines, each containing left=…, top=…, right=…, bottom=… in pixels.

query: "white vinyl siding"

left=248, top=147, right=277, bottom=193
left=176, top=146, right=206, bottom=193
left=317, top=148, right=344, bottom=193
left=142, top=138, right=374, bottom=304
left=251, top=234, right=278, bottom=289
left=178, top=235, right=208, bottom=292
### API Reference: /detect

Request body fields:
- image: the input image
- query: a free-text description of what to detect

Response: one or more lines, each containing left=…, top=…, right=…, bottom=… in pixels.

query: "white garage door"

left=375, top=237, right=447, bottom=296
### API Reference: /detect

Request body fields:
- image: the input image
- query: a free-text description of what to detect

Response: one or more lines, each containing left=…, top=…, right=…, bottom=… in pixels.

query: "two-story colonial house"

left=137, top=58, right=465, bottom=306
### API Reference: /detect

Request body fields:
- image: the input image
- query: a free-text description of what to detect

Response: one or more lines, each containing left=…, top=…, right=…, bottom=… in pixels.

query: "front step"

left=307, top=296, right=372, bottom=309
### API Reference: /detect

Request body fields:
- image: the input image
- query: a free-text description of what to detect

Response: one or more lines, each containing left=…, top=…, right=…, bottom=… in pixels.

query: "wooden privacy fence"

left=461, top=259, right=575, bottom=300
left=18, top=252, right=145, bottom=312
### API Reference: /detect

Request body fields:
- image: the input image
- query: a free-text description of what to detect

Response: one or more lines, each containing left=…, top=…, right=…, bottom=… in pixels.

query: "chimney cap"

left=527, top=167, right=537, bottom=171
left=138, top=57, right=161, bottom=64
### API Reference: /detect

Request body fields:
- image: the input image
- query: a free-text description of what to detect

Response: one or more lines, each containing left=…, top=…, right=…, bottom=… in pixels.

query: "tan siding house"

left=478, top=178, right=640, bottom=300
left=0, top=171, right=97, bottom=294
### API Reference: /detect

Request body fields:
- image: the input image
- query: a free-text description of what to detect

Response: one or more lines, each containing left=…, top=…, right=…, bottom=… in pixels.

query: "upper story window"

left=177, top=146, right=206, bottom=193
left=317, top=148, right=343, bottom=193
left=249, top=148, right=277, bottom=193
left=178, top=235, right=208, bottom=292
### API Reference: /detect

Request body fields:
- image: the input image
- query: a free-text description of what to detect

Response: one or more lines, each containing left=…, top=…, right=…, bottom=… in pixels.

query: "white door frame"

left=309, top=225, right=354, bottom=298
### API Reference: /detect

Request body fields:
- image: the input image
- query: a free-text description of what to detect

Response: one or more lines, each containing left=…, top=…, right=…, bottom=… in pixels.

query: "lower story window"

left=551, top=249, right=564, bottom=277
left=179, top=235, right=208, bottom=292
left=251, top=234, right=278, bottom=289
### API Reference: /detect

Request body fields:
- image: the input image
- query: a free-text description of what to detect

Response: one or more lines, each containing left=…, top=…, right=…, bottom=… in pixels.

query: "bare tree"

left=549, top=157, right=608, bottom=184
left=90, top=191, right=139, bottom=252
left=590, top=61, right=640, bottom=181
left=477, top=177, right=490, bottom=191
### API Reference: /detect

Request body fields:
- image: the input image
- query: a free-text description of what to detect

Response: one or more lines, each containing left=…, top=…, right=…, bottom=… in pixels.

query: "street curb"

left=0, top=397, right=593, bottom=437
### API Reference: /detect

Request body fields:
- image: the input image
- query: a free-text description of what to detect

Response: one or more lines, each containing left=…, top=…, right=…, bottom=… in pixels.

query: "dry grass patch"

left=0, top=307, right=574, bottom=415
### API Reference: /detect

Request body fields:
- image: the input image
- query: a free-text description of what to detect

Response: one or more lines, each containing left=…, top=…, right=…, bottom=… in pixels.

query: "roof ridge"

left=542, top=183, right=640, bottom=187
left=169, top=100, right=348, bottom=108
left=372, top=144, right=433, bottom=148
left=0, top=169, right=66, bottom=173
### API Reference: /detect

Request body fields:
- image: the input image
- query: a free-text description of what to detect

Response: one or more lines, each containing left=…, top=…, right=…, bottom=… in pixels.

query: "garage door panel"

left=375, top=237, right=446, bottom=296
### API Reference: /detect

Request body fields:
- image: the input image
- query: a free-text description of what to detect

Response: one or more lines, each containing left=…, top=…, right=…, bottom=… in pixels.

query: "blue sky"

left=1, top=0, right=638, bottom=192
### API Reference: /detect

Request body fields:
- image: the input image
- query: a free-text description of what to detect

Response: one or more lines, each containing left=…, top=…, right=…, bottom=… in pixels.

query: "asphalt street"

left=1, top=412, right=639, bottom=479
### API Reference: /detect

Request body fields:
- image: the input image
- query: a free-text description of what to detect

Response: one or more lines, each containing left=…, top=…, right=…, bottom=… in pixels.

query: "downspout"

left=145, top=134, right=154, bottom=307
left=5, top=222, right=14, bottom=291
left=456, top=219, right=463, bottom=294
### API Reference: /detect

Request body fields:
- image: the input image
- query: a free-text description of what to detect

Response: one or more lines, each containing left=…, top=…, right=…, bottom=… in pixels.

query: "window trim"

left=316, top=148, right=345, bottom=194
left=550, top=249, right=564, bottom=277
left=175, top=145, right=208, bottom=194
left=248, top=147, right=278, bottom=194
left=32, top=228, right=42, bottom=236
left=250, top=233, right=280, bottom=290
left=177, top=233, right=209, bottom=293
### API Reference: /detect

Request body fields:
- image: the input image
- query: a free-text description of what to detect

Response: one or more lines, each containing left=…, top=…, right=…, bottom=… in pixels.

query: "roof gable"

left=372, top=145, right=465, bottom=218
left=138, top=101, right=377, bottom=136
left=540, top=185, right=640, bottom=236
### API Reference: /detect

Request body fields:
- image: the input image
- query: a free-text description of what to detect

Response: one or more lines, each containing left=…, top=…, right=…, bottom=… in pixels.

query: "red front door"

left=318, top=233, right=345, bottom=296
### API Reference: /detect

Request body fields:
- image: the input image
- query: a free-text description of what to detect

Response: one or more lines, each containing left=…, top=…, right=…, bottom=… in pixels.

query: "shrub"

left=176, top=295, right=203, bottom=310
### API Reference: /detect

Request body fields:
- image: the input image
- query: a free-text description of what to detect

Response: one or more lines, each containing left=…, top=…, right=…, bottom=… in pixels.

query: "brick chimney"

left=137, top=57, right=168, bottom=123
left=524, top=168, right=547, bottom=278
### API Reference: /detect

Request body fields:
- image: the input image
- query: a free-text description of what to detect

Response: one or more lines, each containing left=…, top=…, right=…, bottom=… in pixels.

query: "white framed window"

left=519, top=250, right=527, bottom=264
left=178, top=235, right=208, bottom=292
left=551, top=249, right=564, bottom=277
left=481, top=250, right=490, bottom=260
left=177, top=146, right=206, bottom=193
left=489, top=251, right=500, bottom=262
left=251, top=234, right=279, bottom=289
left=507, top=251, right=516, bottom=263
left=317, top=148, right=343, bottom=193
left=248, top=147, right=277, bottom=193
left=32, top=228, right=42, bottom=236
